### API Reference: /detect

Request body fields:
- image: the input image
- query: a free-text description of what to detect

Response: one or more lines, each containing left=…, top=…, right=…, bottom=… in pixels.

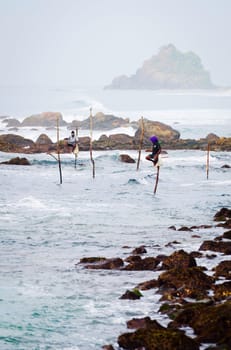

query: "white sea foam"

left=13, top=196, right=47, bottom=209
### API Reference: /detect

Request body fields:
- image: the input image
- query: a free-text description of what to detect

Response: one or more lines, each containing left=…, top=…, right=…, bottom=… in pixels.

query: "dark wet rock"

left=0, top=134, right=35, bottom=152
left=79, top=257, right=106, bottom=264
left=127, top=317, right=164, bottom=330
left=199, top=240, right=231, bottom=254
left=216, top=219, right=231, bottom=229
left=205, top=254, right=217, bottom=259
left=214, top=236, right=223, bottom=241
left=35, top=133, right=54, bottom=152
left=161, top=250, right=197, bottom=270
left=125, top=255, right=142, bottom=263
left=223, top=230, right=231, bottom=239
left=96, top=133, right=134, bottom=150
left=178, top=226, right=193, bottom=231
left=170, top=301, right=231, bottom=347
left=168, top=300, right=213, bottom=328
left=118, top=323, right=199, bottom=350
left=119, top=154, right=136, bottom=163
left=0, top=157, right=31, bottom=165
left=77, top=136, right=90, bottom=151
left=102, top=345, right=115, bottom=350
left=221, top=164, right=230, bottom=168
left=156, top=254, right=168, bottom=261
left=190, top=251, right=203, bottom=258
left=157, top=267, right=214, bottom=300
left=158, top=302, right=185, bottom=320
left=168, top=225, right=176, bottom=230
left=123, top=256, right=160, bottom=271
left=136, top=279, right=159, bottom=291
left=214, top=207, right=231, bottom=221
left=165, top=240, right=181, bottom=247
left=131, top=245, right=147, bottom=255
left=120, top=288, right=143, bottom=300
left=212, top=281, right=231, bottom=301
left=80, top=257, right=124, bottom=270
left=213, top=260, right=231, bottom=280
left=190, top=225, right=212, bottom=229
left=36, top=133, right=53, bottom=145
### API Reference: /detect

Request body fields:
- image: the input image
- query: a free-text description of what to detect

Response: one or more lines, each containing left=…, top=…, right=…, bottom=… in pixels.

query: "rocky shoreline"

left=77, top=208, right=231, bottom=350
left=1, top=112, right=231, bottom=154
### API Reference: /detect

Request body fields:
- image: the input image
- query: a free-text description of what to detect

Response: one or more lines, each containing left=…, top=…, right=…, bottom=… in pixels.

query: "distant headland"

left=105, top=44, right=216, bottom=90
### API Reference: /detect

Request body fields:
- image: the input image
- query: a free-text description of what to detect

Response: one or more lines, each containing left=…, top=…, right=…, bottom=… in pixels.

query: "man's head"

left=150, top=135, right=158, bottom=143
left=71, top=131, right=75, bottom=136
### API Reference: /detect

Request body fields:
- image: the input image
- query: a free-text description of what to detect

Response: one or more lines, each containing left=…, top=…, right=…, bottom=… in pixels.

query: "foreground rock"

left=78, top=208, right=231, bottom=349
left=157, top=267, right=214, bottom=300
left=118, top=318, right=199, bottom=350
left=169, top=301, right=231, bottom=347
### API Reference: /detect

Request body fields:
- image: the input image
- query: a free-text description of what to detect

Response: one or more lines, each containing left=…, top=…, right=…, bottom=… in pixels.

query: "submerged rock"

left=120, top=288, right=143, bottom=300
left=0, top=157, right=31, bottom=165
left=119, top=154, right=136, bottom=163
left=81, top=257, right=124, bottom=270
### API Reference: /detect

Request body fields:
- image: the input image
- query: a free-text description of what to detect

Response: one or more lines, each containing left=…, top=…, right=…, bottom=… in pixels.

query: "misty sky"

left=0, top=0, right=230, bottom=87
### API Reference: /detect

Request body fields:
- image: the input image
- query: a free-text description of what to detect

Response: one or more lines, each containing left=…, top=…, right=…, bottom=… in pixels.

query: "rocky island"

left=105, top=44, right=215, bottom=90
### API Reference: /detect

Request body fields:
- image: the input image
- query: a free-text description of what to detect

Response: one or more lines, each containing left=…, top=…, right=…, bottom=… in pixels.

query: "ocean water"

left=0, top=86, right=231, bottom=349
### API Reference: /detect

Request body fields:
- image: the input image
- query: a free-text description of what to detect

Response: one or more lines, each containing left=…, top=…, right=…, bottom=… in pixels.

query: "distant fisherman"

left=66, top=130, right=79, bottom=153
left=145, top=135, right=161, bottom=166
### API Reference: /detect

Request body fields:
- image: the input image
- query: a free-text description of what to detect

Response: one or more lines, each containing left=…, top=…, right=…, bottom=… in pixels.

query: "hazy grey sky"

left=0, top=0, right=230, bottom=87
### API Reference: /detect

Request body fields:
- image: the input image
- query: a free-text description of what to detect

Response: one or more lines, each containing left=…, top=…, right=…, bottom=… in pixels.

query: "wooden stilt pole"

left=89, top=107, right=95, bottom=178
left=206, top=143, right=210, bottom=180
left=56, top=116, right=63, bottom=184
left=74, top=127, right=79, bottom=169
left=136, top=116, right=144, bottom=171
left=154, top=165, right=160, bottom=194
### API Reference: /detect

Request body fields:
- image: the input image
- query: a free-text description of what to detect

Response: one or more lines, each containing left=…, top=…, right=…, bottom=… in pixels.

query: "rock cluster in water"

left=78, top=208, right=231, bottom=350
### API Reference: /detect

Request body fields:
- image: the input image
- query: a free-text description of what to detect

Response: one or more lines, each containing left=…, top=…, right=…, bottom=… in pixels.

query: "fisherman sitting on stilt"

left=145, top=135, right=161, bottom=166
left=65, top=130, right=79, bottom=153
